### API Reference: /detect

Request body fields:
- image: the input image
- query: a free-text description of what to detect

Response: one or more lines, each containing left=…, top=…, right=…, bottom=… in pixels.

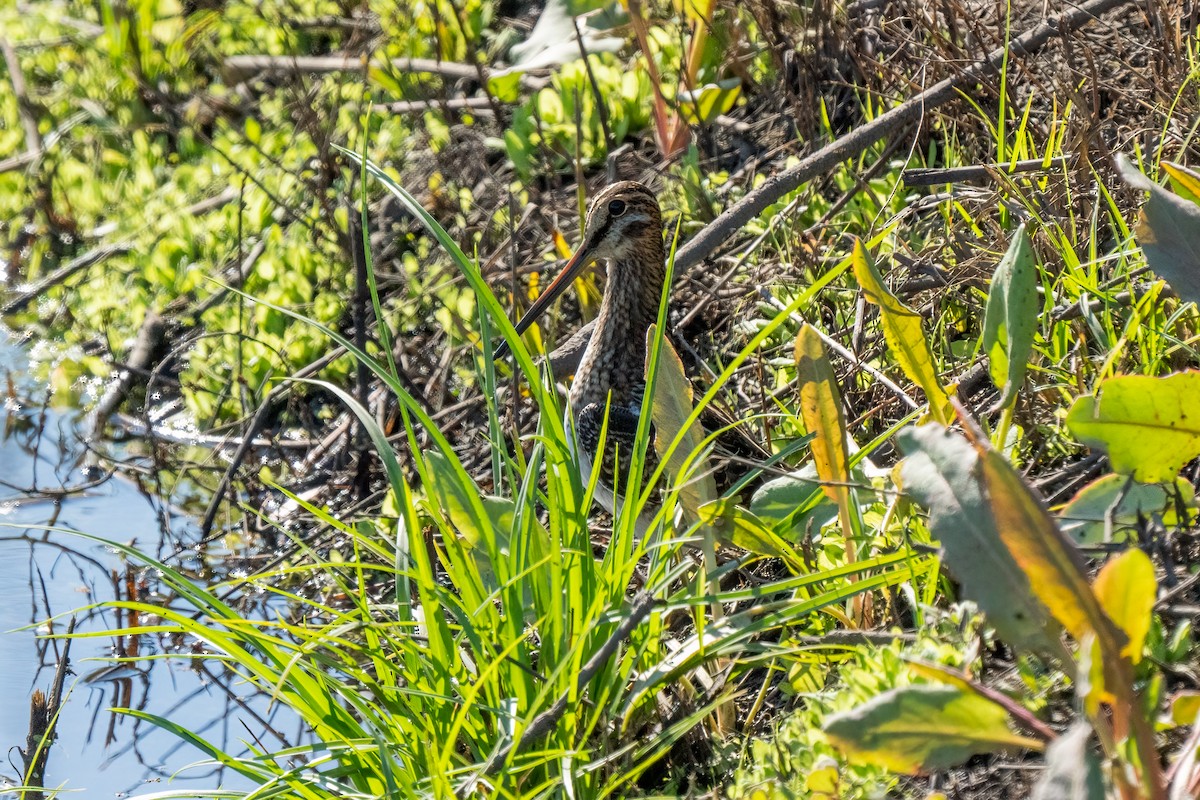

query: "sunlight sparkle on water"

left=79, top=374, right=110, bottom=403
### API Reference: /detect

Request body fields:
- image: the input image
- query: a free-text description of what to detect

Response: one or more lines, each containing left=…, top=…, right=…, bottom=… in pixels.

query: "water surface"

left=0, top=328, right=290, bottom=797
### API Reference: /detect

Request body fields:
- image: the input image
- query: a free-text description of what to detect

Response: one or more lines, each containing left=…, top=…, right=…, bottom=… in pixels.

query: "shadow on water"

left=0, top=327, right=299, bottom=797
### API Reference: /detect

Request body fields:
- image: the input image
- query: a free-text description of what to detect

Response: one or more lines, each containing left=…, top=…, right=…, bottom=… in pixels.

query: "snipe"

left=496, top=182, right=770, bottom=536
left=495, top=181, right=671, bottom=526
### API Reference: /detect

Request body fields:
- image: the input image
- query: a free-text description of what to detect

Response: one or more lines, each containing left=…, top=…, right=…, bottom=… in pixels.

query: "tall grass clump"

left=37, top=155, right=932, bottom=798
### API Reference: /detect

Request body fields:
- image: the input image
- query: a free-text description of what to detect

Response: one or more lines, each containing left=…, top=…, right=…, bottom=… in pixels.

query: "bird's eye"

left=607, top=199, right=627, bottom=216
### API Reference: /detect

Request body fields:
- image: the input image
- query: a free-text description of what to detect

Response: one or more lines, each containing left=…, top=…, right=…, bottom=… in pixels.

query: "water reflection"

left=0, top=328, right=295, bottom=797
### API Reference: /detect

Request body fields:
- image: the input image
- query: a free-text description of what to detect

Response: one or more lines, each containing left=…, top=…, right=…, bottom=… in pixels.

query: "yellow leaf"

left=671, top=0, right=716, bottom=24
left=852, top=240, right=952, bottom=424
left=520, top=272, right=544, bottom=354
left=551, top=228, right=572, bottom=259
left=1093, top=548, right=1156, bottom=664
left=1065, top=372, right=1200, bottom=484
left=1162, top=160, right=1200, bottom=204
left=977, top=446, right=1114, bottom=647
left=795, top=325, right=858, bottom=569
left=794, top=325, right=849, bottom=504
left=1169, top=691, right=1200, bottom=726
left=805, top=756, right=839, bottom=794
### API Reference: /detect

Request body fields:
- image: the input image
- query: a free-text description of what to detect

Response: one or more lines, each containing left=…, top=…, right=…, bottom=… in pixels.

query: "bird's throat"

left=570, top=252, right=667, bottom=411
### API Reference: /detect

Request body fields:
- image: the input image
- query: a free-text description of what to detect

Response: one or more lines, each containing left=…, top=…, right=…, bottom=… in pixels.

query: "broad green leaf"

left=426, top=450, right=493, bottom=547
left=698, top=500, right=807, bottom=572
left=750, top=464, right=839, bottom=532
left=1030, top=723, right=1105, bottom=800
left=1058, top=473, right=1195, bottom=544
left=678, top=79, right=742, bottom=124
left=852, top=240, right=952, bottom=424
left=504, top=128, right=534, bottom=178
left=823, top=683, right=1042, bottom=774
left=1161, top=160, right=1200, bottom=205
left=898, top=423, right=1069, bottom=659
left=981, top=225, right=1038, bottom=409
left=647, top=325, right=717, bottom=519
left=1116, top=154, right=1200, bottom=306
left=1065, top=372, right=1200, bottom=483
left=1092, top=548, right=1156, bottom=664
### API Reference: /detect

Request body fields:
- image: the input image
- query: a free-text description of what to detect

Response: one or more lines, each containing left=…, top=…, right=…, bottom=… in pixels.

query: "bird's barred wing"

left=575, top=401, right=660, bottom=498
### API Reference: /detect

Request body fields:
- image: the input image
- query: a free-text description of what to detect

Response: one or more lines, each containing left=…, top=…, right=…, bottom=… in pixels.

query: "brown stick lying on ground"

left=902, top=155, right=1073, bottom=186
left=222, top=54, right=481, bottom=83
left=541, top=0, right=1138, bottom=379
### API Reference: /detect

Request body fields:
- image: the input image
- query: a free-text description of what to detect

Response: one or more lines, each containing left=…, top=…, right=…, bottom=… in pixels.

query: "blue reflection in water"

left=0, top=327, right=294, bottom=797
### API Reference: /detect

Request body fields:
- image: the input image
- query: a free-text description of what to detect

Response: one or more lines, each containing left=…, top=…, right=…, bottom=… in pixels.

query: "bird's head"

left=576, top=181, right=663, bottom=265
left=495, top=181, right=663, bottom=360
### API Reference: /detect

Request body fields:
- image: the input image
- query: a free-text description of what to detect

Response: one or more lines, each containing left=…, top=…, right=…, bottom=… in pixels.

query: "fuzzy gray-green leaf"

left=1117, top=153, right=1200, bottom=307
left=1030, top=723, right=1104, bottom=800
left=898, top=423, right=1069, bottom=660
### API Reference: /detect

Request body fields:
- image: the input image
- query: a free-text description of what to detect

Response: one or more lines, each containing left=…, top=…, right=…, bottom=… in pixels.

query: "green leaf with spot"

left=1065, top=372, right=1200, bottom=483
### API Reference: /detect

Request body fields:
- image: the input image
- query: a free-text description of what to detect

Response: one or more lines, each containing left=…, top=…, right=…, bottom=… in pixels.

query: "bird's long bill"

left=493, top=241, right=595, bottom=361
